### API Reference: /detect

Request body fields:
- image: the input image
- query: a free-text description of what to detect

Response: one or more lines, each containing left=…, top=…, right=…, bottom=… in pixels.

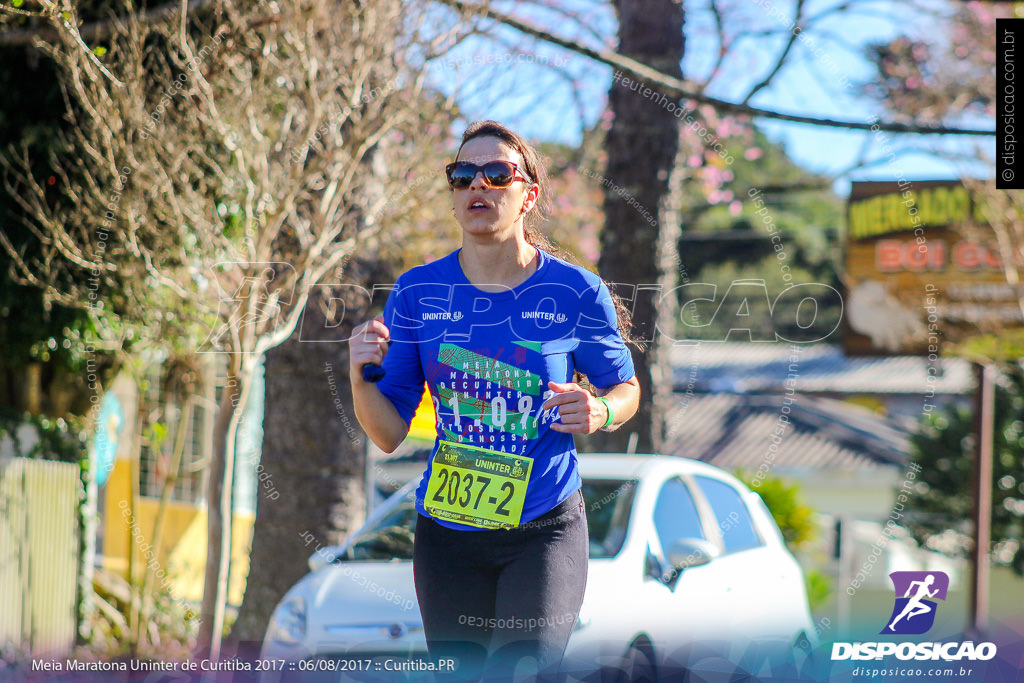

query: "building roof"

left=662, top=392, right=911, bottom=473
left=669, top=342, right=974, bottom=395
left=372, top=343, right=938, bottom=481
left=371, top=392, right=910, bottom=491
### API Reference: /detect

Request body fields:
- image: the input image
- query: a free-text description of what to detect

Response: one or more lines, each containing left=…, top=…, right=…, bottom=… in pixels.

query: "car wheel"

left=609, top=639, right=657, bottom=683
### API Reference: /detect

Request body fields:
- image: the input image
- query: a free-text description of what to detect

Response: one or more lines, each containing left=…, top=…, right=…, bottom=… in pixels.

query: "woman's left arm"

left=544, top=375, right=640, bottom=435
left=593, top=375, right=641, bottom=432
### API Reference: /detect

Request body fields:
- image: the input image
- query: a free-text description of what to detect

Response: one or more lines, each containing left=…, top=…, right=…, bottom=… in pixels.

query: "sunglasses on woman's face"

left=445, top=160, right=532, bottom=189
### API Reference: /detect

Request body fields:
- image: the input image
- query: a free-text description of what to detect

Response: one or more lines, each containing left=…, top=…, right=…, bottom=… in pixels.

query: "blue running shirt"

left=375, top=248, right=635, bottom=531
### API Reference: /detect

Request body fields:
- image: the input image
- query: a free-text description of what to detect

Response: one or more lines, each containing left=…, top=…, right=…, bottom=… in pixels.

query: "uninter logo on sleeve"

left=521, top=311, right=568, bottom=323
left=422, top=311, right=464, bottom=321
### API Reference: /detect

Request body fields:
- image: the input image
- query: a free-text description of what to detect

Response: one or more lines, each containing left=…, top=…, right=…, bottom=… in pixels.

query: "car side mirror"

left=666, top=538, right=719, bottom=572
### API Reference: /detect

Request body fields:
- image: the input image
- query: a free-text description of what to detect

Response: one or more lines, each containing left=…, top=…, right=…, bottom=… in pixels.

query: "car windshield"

left=582, top=478, right=637, bottom=558
left=341, top=500, right=418, bottom=561
left=339, top=478, right=637, bottom=562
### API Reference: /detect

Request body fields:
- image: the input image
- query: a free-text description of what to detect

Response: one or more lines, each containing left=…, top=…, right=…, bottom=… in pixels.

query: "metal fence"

left=0, top=457, right=81, bottom=656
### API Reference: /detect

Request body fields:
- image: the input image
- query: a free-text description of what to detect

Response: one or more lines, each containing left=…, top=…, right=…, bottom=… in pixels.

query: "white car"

left=261, top=454, right=817, bottom=681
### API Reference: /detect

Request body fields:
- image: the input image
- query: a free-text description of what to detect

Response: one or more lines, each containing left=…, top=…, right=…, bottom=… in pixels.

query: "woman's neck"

left=459, top=235, right=539, bottom=292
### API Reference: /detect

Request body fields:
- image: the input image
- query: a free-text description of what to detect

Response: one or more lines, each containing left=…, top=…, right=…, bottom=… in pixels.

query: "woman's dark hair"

left=455, top=120, right=637, bottom=348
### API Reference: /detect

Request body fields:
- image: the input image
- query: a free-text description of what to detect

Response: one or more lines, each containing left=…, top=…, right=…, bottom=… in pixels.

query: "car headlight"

left=268, top=597, right=307, bottom=645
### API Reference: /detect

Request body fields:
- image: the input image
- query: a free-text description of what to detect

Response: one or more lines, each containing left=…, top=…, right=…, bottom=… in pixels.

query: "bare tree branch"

left=438, top=0, right=994, bottom=136
left=1, top=0, right=456, bottom=660
left=0, top=0, right=219, bottom=46
left=742, top=0, right=806, bottom=104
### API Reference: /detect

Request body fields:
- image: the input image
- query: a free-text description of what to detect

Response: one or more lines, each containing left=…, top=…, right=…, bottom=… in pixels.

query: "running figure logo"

left=880, top=571, right=950, bottom=635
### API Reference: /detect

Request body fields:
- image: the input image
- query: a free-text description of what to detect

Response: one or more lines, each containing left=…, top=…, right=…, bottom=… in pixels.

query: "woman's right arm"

left=349, top=316, right=411, bottom=453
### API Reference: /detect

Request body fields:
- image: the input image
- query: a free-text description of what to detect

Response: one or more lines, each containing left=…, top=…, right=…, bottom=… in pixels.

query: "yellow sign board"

left=845, top=181, right=1018, bottom=355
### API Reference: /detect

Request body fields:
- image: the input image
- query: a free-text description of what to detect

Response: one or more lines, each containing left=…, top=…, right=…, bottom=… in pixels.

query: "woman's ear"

left=521, top=182, right=540, bottom=214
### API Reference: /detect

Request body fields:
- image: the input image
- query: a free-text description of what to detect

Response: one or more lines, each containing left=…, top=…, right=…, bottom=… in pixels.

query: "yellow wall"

left=101, top=384, right=436, bottom=607
left=103, top=459, right=253, bottom=606
left=408, top=385, right=436, bottom=441
left=407, top=387, right=436, bottom=440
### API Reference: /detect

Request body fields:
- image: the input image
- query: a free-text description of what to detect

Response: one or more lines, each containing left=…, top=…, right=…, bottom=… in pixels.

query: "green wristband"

left=597, top=396, right=615, bottom=428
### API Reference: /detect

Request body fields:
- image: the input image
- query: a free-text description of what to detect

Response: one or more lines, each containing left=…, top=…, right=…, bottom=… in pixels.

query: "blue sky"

left=425, top=0, right=994, bottom=197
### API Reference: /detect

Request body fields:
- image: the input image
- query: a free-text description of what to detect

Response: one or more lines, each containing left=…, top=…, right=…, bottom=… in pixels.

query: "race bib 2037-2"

left=424, top=440, right=534, bottom=530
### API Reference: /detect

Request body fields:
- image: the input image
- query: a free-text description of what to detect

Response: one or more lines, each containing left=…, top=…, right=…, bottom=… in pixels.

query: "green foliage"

left=0, top=409, right=87, bottom=463
left=907, top=366, right=1024, bottom=575
left=955, top=331, right=1024, bottom=365
left=677, top=127, right=843, bottom=342
left=0, top=32, right=119, bottom=416
left=688, top=257, right=842, bottom=343
left=744, top=471, right=818, bottom=550
left=80, top=567, right=199, bottom=662
left=146, top=422, right=169, bottom=454
left=737, top=469, right=832, bottom=609
left=804, top=568, right=833, bottom=611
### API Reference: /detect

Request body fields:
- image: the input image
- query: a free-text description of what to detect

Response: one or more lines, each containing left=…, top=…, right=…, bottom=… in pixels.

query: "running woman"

left=349, top=120, right=640, bottom=681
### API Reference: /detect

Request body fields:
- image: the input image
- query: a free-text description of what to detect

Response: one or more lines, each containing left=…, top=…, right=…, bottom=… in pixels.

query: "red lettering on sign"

left=951, top=242, right=1001, bottom=272
left=876, top=241, right=902, bottom=272
left=874, top=239, right=946, bottom=272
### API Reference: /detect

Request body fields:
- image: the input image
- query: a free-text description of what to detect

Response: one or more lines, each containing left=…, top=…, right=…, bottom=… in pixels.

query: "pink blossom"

left=581, top=233, right=599, bottom=263
left=969, top=2, right=993, bottom=25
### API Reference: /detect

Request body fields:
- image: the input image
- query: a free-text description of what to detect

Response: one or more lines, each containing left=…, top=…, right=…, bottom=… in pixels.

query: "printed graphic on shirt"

left=429, top=341, right=559, bottom=454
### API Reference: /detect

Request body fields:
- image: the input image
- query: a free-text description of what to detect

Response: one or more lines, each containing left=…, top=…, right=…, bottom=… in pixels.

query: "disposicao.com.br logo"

left=831, top=571, right=997, bottom=663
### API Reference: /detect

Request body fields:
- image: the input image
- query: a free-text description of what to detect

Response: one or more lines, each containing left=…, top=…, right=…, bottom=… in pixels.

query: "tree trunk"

left=230, top=266, right=387, bottom=647
left=126, top=386, right=148, bottom=658
left=139, top=395, right=193, bottom=642
left=593, top=0, right=685, bottom=455
left=199, top=360, right=245, bottom=658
